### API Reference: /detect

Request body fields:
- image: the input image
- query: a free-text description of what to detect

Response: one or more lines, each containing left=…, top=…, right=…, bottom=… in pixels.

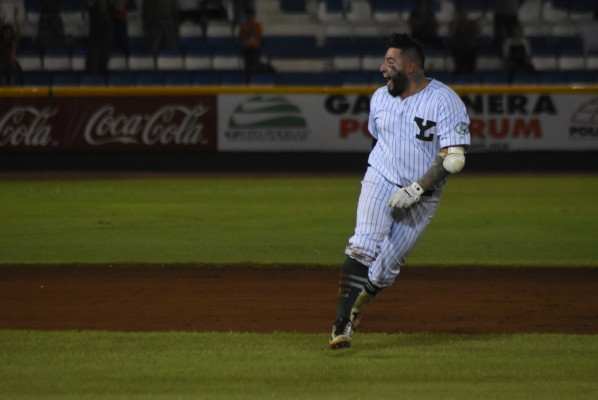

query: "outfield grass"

left=0, top=174, right=596, bottom=266
left=1, top=330, right=596, bottom=400
left=1, top=174, right=596, bottom=399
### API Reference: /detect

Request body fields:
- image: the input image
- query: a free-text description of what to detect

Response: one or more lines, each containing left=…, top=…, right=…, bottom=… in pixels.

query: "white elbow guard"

left=442, top=146, right=466, bottom=174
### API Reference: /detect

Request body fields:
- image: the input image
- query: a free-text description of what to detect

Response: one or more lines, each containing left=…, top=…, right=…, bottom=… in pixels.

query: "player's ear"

left=406, top=59, right=417, bottom=75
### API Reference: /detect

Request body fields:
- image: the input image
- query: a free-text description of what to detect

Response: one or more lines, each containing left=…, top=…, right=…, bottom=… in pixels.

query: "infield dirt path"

left=1, top=265, right=596, bottom=334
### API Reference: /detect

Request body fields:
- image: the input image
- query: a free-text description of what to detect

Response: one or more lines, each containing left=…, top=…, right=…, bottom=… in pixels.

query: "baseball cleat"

left=350, top=288, right=377, bottom=331
left=329, top=318, right=354, bottom=349
left=350, top=308, right=362, bottom=331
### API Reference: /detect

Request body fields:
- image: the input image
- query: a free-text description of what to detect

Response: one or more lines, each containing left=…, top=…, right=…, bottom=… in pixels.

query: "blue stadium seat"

left=370, top=0, right=401, bottom=13
left=107, top=72, right=138, bottom=86
left=164, top=71, right=194, bottom=86
left=249, top=73, right=276, bottom=86
left=136, top=71, right=164, bottom=86
left=192, top=71, right=220, bottom=86
left=483, top=71, right=509, bottom=85
left=567, top=69, right=597, bottom=85
left=324, top=0, right=346, bottom=13
left=22, top=71, right=50, bottom=86
left=342, top=71, right=374, bottom=86
left=79, top=74, right=106, bottom=86
left=274, top=72, right=342, bottom=86
left=427, top=71, right=453, bottom=84
left=511, top=72, right=538, bottom=85
left=51, top=73, right=79, bottom=87
left=279, top=0, right=307, bottom=13
left=453, top=73, right=482, bottom=85
left=263, top=36, right=321, bottom=58
left=219, top=71, right=246, bottom=85
left=538, top=71, right=569, bottom=84
left=206, top=36, right=237, bottom=50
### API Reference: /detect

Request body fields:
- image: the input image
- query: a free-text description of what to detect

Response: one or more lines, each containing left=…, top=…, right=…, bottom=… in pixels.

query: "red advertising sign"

left=0, top=95, right=217, bottom=151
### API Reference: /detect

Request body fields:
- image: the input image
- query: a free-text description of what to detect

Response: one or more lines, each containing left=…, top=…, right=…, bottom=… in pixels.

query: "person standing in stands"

left=112, top=0, right=131, bottom=59
left=38, top=0, right=65, bottom=54
left=449, top=4, right=481, bottom=74
left=142, top=0, right=179, bottom=57
left=86, top=0, right=115, bottom=75
left=493, top=0, right=521, bottom=51
left=503, top=24, right=535, bottom=83
left=408, top=0, right=444, bottom=51
left=0, top=6, right=23, bottom=86
left=238, top=8, right=273, bottom=84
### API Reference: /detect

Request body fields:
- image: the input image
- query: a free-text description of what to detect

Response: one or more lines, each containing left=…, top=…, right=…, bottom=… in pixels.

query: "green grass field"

left=0, top=174, right=596, bottom=266
left=1, top=331, right=597, bottom=400
left=1, top=174, right=597, bottom=399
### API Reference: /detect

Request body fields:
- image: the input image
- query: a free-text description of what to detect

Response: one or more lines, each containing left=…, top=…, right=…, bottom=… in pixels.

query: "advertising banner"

left=0, top=95, right=217, bottom=151
left=463, top=93, right=598, bottom=152
left=217, top=94, right=372, bottom=152
left=2, top=88, right=597, bottom=153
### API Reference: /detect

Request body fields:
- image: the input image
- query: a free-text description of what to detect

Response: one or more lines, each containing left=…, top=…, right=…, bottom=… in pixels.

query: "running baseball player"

left=329, top=33, right=471, bottom=349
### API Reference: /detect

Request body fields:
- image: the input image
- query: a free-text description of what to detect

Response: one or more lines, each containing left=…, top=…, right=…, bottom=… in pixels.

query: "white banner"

left=464, top=93, right=598, bottom=152
left=218, top=94, right=372, bottom=152
left=217, top=92, right=598, bottom=152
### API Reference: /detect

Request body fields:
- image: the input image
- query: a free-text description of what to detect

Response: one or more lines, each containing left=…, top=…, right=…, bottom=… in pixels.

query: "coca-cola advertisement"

left=0, top=95, right=217, bottom=152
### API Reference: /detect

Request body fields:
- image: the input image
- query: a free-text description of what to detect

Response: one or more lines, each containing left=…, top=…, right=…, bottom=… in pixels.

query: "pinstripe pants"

left=345, top=167, right=443, bottom=288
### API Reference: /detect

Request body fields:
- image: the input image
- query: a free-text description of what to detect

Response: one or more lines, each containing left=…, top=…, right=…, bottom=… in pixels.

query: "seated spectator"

left=502, top=24, right=535, bottom=83
left=449, top=5, right=481, bottom=74
left=0, top=6, right=23, bottom=86
left=408, top=0, right=444, bottom=51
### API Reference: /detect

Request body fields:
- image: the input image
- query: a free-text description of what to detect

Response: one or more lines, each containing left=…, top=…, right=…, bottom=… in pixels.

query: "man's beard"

left=387, top=73, right=408, bottom=97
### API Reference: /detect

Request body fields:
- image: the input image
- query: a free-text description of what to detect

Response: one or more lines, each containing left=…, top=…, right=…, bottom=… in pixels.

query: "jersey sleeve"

left=436, top=87, right=471, bottom=148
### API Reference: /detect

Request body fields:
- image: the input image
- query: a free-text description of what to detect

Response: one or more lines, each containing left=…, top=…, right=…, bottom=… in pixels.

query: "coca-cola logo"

left=84, top=104, right=211, bottom=146
left=0, top=106, right=57, bottom=147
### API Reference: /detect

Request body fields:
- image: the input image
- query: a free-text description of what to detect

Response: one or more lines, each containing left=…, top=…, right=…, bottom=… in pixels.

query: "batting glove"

left=388, top=182, right=424, bottom=209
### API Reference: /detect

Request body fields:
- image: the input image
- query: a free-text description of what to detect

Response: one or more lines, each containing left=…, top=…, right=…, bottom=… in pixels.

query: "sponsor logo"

left=569, top=97, right=598, bottom=140
left=0, top=106, right=58, bottom=147
left=84, top=104, right=211, bottom=146
left=324, top=95, right=371, bottom=139
left=224, top=96, right=309, bottom=142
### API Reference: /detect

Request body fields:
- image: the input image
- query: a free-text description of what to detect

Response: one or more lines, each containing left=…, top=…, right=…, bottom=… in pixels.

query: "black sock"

left=336, top=256, right=369, bottom=320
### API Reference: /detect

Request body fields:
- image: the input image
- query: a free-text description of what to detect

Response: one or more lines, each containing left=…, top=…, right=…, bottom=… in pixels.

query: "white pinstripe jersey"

left=367, top=79, right=471, bottom=188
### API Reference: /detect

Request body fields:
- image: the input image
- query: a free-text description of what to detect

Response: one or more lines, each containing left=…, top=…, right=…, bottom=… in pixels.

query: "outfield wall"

left=1, top=86, right=597, bottom=172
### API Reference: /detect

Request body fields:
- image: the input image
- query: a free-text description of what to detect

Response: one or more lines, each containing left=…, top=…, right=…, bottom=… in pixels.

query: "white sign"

left=218, top=92, right=598, bottom=152
left=217, top=94, right=373, bottom=152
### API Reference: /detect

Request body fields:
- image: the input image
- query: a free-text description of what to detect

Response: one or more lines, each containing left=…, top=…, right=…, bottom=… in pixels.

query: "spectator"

left=408, top=0, right=444, bottom=51
left=503, top=24, right=535, bottom=83
left=113, top=0, right=132, bottom=58
left=38, top=0, right=65, bottom=54
left=238, top=8, right=274, bottom=84
left=0, top=6, right=23, bottom=86
left=86, top=0, right=115, bottom=75
left=449, top=4, right=481, bottom=74
left=493, top=0, right=521, bottom=51
left=142, top=0, right=179, bottom=57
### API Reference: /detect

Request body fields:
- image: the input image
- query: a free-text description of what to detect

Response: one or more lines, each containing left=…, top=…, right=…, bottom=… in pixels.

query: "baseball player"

left=329, top=33, right=471, bottom=349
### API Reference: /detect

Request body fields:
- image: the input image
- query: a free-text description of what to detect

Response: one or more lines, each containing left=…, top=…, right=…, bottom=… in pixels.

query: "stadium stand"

left=6, top=0, right=597, bottom=87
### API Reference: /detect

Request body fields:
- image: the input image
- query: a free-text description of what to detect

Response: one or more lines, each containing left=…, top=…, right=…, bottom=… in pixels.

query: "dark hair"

left=385, top=33, right=425, bottom=69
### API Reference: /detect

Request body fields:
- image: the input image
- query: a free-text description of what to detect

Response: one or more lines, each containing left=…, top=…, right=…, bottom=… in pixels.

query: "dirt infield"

left=1, top=265, right=596, bottom=334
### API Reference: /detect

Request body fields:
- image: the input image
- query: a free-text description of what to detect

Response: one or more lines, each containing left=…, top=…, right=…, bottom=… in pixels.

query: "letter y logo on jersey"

left=413, top=117, right=437, bottom=141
